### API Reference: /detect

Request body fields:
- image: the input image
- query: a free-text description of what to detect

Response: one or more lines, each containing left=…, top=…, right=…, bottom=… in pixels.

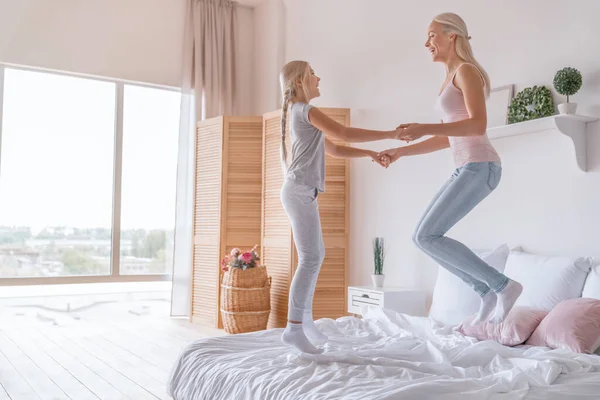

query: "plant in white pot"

left=372, top=237, right=386, bottom=287
left=553, top=67, right=582, bottom=115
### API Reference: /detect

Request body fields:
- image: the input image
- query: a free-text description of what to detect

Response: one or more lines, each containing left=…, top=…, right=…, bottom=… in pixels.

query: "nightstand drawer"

left=348, top=288, right=382, bottom=314
left=351, top=293, right=381, bottom=305
left=347, top=286, right=427, bottom=316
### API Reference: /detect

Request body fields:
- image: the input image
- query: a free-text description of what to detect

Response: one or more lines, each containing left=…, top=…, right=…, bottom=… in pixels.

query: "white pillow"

left=429, top=243, right=510, bottom=326
left=503, top=251, right=592, bottom=311
left=582, top=263, right=600, bottom=299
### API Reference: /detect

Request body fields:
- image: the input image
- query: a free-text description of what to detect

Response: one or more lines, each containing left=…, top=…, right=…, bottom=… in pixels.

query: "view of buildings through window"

left=0, top=68, right=180, bottom=278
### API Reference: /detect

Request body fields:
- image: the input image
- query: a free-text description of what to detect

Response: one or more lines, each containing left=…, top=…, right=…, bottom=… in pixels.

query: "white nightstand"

left=348, top=286, right=427, bottom=317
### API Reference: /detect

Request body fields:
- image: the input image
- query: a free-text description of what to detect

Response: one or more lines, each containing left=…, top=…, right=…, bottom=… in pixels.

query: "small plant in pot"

left=372, top=237, right=386, bottom=287
left=553, top=67, right=582, bottom=115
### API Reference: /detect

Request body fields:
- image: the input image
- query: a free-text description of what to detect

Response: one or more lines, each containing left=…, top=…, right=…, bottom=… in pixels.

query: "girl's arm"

left=325, top=139, right=387, bottom=167
left=309, top=107, right=399, bottom=143
left=399, top=64, right=487, bottom=141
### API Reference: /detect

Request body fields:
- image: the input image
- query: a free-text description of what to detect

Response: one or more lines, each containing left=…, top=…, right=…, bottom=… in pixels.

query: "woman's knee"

left=413, top=226, right=436, bottom=250
left=412, top=226, right=426, bottom=249
left=412, top=227, right=420, bottom=248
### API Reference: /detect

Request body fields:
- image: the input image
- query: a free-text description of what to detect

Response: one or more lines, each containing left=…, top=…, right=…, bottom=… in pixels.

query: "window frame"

left=0, top=63, right=179, bottom=286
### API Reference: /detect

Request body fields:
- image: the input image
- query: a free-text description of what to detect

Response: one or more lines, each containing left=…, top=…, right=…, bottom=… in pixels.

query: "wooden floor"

left=0, top=283, right=224, bottom=400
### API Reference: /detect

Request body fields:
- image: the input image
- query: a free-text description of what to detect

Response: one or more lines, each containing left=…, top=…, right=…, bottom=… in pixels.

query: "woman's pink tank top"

left=435, top=63, right=501, bottom=167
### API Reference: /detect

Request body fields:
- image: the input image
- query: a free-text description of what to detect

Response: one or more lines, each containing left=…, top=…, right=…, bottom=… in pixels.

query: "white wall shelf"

left=487, top=115, right=599, bottom=172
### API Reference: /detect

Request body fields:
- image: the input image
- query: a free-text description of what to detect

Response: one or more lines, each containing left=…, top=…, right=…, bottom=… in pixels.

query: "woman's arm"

left=399, top=64, right=487, bottom=141
left=378, top=136, right=449, bottom=166
left=309, top=107, right=399, bottom=143
left=325, top=139, right=387, bottom=166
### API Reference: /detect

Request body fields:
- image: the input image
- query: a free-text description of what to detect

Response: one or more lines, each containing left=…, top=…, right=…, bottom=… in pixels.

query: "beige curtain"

left=171, top=0, right=238, bottom=317
left=186, top=0, right=237, bottom=120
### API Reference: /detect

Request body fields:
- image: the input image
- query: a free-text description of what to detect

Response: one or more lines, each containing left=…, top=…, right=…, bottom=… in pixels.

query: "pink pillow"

left=526, top=298, right=600, bottom=354
left=458, top=306, right=548, bottom=346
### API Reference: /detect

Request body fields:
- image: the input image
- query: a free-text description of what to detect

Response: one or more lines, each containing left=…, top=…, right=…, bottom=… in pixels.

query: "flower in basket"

left=222, top=245, right=261, bottom=271
left=240, top=252, right=253, bottom=263
left=221, top=255, right=230, bottom=272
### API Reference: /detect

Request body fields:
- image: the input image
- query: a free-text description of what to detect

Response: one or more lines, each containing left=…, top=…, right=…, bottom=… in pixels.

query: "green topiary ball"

left=553, top=67, right=582, bottom=102
left=507, top=86, right=555, bottom=124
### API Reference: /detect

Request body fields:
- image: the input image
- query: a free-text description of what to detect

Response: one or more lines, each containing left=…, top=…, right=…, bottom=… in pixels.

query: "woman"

left=279, top=61, right=398, bottom=353
left=380, top=13, right=522, bottom=325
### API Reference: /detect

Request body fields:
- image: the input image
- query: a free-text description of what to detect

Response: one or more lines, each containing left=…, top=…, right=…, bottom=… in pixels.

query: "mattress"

left=168, top=308, right=600, bottom=399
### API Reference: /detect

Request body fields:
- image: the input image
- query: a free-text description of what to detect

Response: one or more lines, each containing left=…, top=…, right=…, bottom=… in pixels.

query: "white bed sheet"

left=168, top=308, right=600, bottom=399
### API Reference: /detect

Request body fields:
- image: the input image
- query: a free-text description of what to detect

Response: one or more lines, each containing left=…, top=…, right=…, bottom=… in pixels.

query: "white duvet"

left=168, top=308, right=600, bottom=399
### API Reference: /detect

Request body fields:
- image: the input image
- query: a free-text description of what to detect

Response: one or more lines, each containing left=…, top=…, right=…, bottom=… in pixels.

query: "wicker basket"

left=220, top=266, right=271, bottom=334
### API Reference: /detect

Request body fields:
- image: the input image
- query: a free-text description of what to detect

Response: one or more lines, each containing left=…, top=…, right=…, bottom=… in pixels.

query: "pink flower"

left=230, top=248, right=241, bottom=257
left=221, top=255, right=230, bottom=267
left=221, top=265, right=229, bottom=272
left=239, top=252, right=253, bottom=263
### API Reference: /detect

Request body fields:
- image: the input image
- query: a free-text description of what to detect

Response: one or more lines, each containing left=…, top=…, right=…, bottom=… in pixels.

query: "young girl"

left=279, top=60, right=398, bottom=353
left=380, top=13, right=522, bottom=325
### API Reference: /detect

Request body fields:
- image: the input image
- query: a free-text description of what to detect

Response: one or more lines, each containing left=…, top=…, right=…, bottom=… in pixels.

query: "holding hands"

left=367, top=150, right=391, bottom=168
left=370, top=121, right=424, bottom=169
left=368, top=147, right=402, bottom=169
left=377, top=147, right=402, bottom=168
left=396, top=123, right=425, bottom=142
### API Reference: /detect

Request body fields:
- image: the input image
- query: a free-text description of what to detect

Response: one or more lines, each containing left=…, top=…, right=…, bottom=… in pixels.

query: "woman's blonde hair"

left=433, top=12, right=490, bottom=97
left=279, top=60, right=311, bottom=172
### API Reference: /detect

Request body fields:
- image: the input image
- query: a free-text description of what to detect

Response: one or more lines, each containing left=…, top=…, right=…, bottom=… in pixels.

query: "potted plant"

left=372, top=237, right=386, bottom=287
left=553, top=67, right=582, bottom=115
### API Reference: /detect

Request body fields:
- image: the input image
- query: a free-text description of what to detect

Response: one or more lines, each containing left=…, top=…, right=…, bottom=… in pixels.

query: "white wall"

left=0, top=0, right=255, bottom=114
left=253, top=0, right=285, bottom=114
left=0, top=0, right=186, bottom=87
left=282, top=0, right=600, bottom=306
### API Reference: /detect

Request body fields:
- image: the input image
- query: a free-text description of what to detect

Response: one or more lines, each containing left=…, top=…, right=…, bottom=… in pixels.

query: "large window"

left=0, top=66, right=180, bottom=281
left=120, top=85, right=179, bottom=275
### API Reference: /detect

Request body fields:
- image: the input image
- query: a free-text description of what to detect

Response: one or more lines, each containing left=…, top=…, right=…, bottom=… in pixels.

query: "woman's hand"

left=396, top=123, right=426, bottom=142
left=366, top=150, right=390, bottom=168
left=377, top=147, right=404, bottom=168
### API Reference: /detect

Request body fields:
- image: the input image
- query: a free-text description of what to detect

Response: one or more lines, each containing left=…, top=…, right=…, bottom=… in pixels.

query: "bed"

left=169, top=246, right=600, bottom=399
left=167, top=307, right=600, bottom=399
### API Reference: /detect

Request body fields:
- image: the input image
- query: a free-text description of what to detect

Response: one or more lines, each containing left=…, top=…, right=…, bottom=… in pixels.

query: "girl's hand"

left=397, top=123, right=425, bottom=142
